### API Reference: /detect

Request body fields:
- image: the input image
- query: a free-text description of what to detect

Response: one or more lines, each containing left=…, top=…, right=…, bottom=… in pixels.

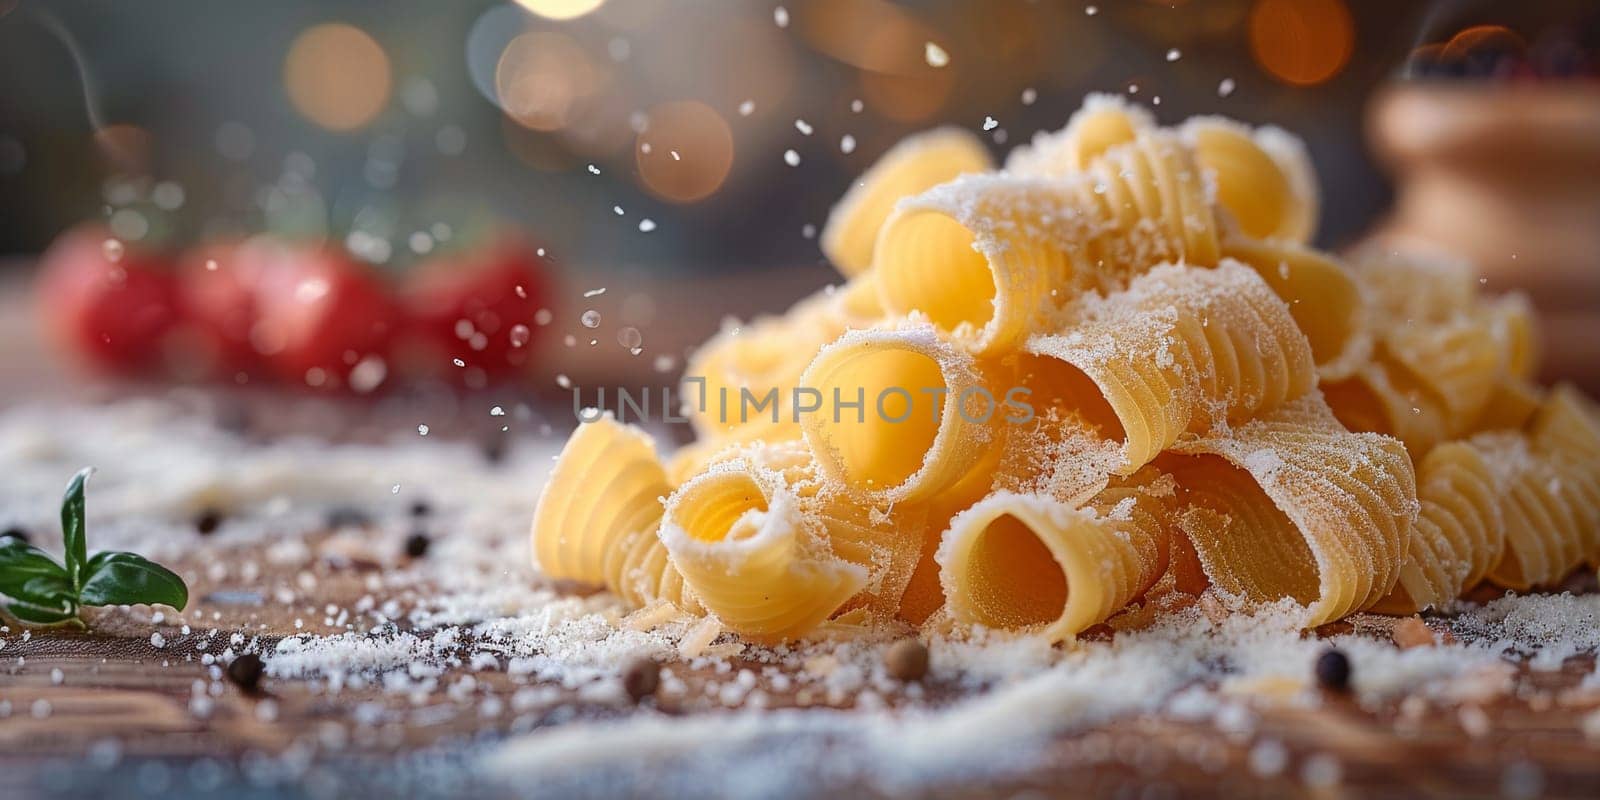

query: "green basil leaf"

left=78, top=551, right=188, bottom=610
left=4, top=599, right=78, bottom=626
left=0, top=539, right=71, bottom=605
left=61, top=467, right=93, bottom=589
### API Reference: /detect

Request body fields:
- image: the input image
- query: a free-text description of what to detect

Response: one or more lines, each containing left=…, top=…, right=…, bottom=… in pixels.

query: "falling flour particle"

left=840, top=135, right=856, bottom=154
left=581, top=310, right=601, bottom=328
left=982, top=116, right=998, bottom=131
left=794, top=119, right=813, bottom=136
left=584, top=287, right=607, bottom=297
left=612, top=206, right=624, bottom=216
left=417, top=425, right=430, bottom=437
left=637, top=218, right=657, bottom=233
left=1218, top=78, right=1236, bottom=97
left=1086, top=5, right=1098, bottom=15
left=587, top=164, right=600, bottom=175
left=783, top=149, right=801, bottom=167
left=738, top=100, right=755, bottom=117
left=850, top=99, right=863, bottom=113
left=1166, top=48, right=1182, bottom=62
left=773, top=6, right=788, bottom=28
left=1021, top=88, right=1037, bottom=105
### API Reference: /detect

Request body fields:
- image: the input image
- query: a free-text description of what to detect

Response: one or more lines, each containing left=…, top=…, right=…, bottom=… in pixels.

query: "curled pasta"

left=660, top=447, right=920, bottom=641
left=1370, top=441, right=1505, bottom=614
left=798, top=326, right=1004, bottom=504
left=1005, top=93, right=1153, bottom=177
left=685, top=280, right=880, bottom=442
left=1026, top=261, right=1316, bottom=473
left=937, top=468, right=1175, bottom=642
left=1220, top=236, right=1370, bottom=379
left=874, top=133, right=1219, bottom=353
left=1476, top=432, right=1595, bottom=590
left=821, top=127, right=993, bottom=277
left=530, top=414, right=699, bottom=611
left=1181, top=117, right=1318, bottom=243
left=1161, top=394, right=1417, bottom=626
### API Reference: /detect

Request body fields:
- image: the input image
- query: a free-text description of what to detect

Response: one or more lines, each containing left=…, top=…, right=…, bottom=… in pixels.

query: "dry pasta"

left=1004, top=93, right=1153, bottom=177
left=937, top=468, right=1175, bottom=642
left=1219, top=236, right=1370, bottom=379
left=530, top=414, right=699, bottom=612
left=685, top=279, right=881, bottom=443
left=659, top=445, right=922, bottom=641
left=821, top=127, right=993, bottom=277
left=1369, top=441, right=1504, bottom=614
left=1161, top=394, right=1416, bottom=626
left=528, top=95, right=1598, bottom=643
left=1180, top=116, right=1318, bottom=243
left=798, top=325, right=1004, bottom=504
left=1026, top=260, right=1316, bottom=472
left=874, top=132, right=1219, bottom=353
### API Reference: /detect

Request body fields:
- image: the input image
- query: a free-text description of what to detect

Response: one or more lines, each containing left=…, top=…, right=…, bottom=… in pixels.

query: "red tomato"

left=245, top=242, right=399, bottom=391
left=400, top=233, right=548, bottom=382
left=36, top=225, right=179, bottom=375
left=173, top=238, right=265, bottom=379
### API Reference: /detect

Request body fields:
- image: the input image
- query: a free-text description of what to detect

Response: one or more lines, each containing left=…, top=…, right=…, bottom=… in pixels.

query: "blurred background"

left=0, top=0, right=1597, bottom=419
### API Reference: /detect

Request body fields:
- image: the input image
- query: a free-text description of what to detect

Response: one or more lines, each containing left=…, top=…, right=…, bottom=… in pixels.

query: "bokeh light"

left=513, top=0, right=604, bottom=22
left=1248, top=0, right=1354, bottom=87
left=495, top=32, right=602, bottom=132
left=284, top=23, right=392, bottom=131
left=635, top=101, right=733, bottom=203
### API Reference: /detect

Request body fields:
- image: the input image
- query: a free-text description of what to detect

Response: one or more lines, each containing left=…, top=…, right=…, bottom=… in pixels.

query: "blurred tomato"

left=399, top=233, right=548, bottom=382
left=245, top=242, right=398, bottom=391
left=173, top=238, right=264, bottom=379
left=36, top=225, right=178, bottom=374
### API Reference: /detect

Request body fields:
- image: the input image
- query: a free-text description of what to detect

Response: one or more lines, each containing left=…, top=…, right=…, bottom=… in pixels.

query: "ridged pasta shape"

left=798, top=325, right=1005, bottom=504
left=1181, top=117, right=1319, bottom=243
left=1475, top=431, right=1597, bottom=590
left=873, top=132, right=1219, bottom=354
left=821, top=127, right=993, bottom=277
left=937, top=468, right=1176, bottom=643
left=1025, top=261, right=1317, bottom=473
left=1370, top=441, right=1505, bottom=614
left=685, top=280, right=880, bottom=443
left=1324, top=346, right=1457, bottom=457
left=660, top=450, right=912, bottom=641
left=1220, top=236, right=1370, bottom=379
left=1161, top=394, right=1417, bottom=626
left=1004, top=93, right=1153, bottom=177
left=530, top=414, right=699, bottom=612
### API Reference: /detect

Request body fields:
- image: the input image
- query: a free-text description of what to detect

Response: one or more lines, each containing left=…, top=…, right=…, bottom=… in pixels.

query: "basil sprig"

left=0, top=468, right=188, bottom=626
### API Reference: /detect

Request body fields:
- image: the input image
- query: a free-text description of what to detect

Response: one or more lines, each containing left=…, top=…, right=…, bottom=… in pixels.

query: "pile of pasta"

left=532, top=95, right=1600, bottom=644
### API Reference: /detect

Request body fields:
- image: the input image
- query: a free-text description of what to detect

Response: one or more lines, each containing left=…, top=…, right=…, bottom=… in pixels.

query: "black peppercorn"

left=404, top=531, right=432, bottom=558
left=1315, top=648, right=1351, bottom=692
left=227, top=653, right=265, bottom=692
left=195, top=509, right=224, bottom=536
left=325, top=506, right=373, bottom=530
left=622, top=658, right=660, bottom=701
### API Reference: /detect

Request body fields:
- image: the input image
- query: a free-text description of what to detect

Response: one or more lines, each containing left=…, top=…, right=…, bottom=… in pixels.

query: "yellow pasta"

left=1370, top=441, right=1505, bottom=614
left=938, top=468, right=1175, bottom=642
left=874, top=132, right=1219, bottom=353
left=1026, top=261, right=1316, bottom=473
left=1220, top=236, right=1370, bottom=379
left=799, top=326, right=1004, bottom=504
left=529, top=96, right=1600, bottom=642
left=685, top=280, right=881, bottom=443
left=821, top=127, right=993, bottom=277
left=1181, top=117, right=1318, bottom=243
left=530, top=414, right=699, bottom=612
left=659, top=446, right=922, bottom=641
left=1004, top=93, right=1153, bottom=177
left=1161, top=394, right=1417, bottom=626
